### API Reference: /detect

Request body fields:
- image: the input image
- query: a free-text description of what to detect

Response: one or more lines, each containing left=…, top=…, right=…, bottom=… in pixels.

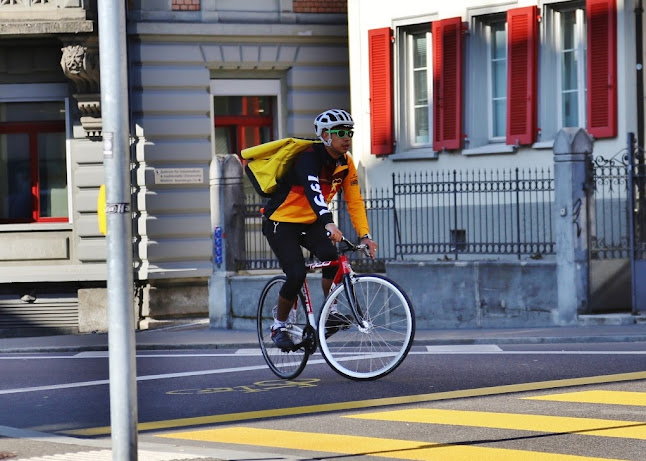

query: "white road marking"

left=426, top=345, right=503, bottom=352
left=11, top=449, right=202, bottom=461
left=0, top=348, right=645, bottom=363
left=0, top=364, right=270, bottom=396
left=1, top=348, right=645, bottom=397
left=0, top=351, right=264, bottom=359
left=235, top=349, right=264, bottom=355
left=416, top=349, right=646, bottom=355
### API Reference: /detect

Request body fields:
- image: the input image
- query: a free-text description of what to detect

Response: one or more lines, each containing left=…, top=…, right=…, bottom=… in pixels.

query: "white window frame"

left=487, top=19, right=507, bottom=142
left=393, top=14, right=438, bottom=159
left=406, top=27, right=433, bottom=149
left=463, top=9, right=515, bottom=155
left=555, top=6, right=587, bottom=129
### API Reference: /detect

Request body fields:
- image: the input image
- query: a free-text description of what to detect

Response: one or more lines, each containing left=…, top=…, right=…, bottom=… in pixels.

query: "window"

left=411, top=32, right=432, bottom=145
left=465, top=12, right=514, bottom=152
left=213, top=96, right=274, bottom=153
left=212, top=91, right=277, bottom=197
left=541, top=0, right=616, bottom=141
left=369, top=19, right=461, bottom=156
left=489, top=20, right=507, bottom=140
left=465, top=6, right=538, bottom=152
left=558, top=7, right=587, bottom=128
left=398, top=25, right=433, bottom=151
left=0, top=102, right=67, bottom=223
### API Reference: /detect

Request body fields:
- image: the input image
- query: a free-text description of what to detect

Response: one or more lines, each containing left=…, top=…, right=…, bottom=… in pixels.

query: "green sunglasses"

left=328, top=129, right=354, bottom=138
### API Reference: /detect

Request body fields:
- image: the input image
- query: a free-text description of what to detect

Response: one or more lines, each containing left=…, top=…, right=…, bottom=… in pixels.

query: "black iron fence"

left=391, top=168, right=554, bottom=260
left=235, top=167, right=556, bottom=271
left=590, top=152, right=631, bottom=260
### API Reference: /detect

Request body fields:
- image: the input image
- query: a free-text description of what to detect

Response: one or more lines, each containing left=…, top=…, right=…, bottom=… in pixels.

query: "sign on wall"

left=153, top=168, right=204, bottom=184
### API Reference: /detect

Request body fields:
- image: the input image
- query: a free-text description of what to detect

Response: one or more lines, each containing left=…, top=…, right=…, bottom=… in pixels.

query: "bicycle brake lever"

left=358, top=244, right=371, bottom=258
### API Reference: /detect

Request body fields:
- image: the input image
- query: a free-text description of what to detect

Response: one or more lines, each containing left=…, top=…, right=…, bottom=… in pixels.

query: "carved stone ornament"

left=61, top=44, right=100, bottom=93
left=61, top=43, right=102, bottom=138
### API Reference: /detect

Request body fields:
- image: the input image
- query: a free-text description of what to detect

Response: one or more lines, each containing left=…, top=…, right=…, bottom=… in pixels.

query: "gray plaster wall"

left=225, top=260, right=558, bottom=330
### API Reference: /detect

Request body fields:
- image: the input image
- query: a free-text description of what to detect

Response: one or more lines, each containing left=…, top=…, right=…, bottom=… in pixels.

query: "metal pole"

left=452, top=170, right=459, bottom=260
left=635, top=0, right=644, bottom=153
left=97, top=1, right=138, bottom=459
left=627, top=133, right=638, bottom=315
left=515, top=168, right=521, bottom=260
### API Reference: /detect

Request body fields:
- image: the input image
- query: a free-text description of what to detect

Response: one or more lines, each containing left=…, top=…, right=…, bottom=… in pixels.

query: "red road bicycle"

left=257, top=237, right=415, bottom=381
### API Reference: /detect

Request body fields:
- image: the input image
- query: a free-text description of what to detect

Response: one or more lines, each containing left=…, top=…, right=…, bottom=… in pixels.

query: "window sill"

left=390, top=148, right=438, bottom=161
left=0, top=222, right=72, bottom=233
left=532, top=140, right=554, bottom=149
left=462, top=144, right=516, bottom=156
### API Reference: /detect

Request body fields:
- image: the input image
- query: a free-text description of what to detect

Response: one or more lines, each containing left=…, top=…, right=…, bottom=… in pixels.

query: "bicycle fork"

left=332, top=257, right=370, bottom=330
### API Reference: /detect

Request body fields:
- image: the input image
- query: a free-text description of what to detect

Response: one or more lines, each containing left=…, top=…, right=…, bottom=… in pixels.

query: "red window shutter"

left=368, top=27, right=393, bottom=155
left=506, top=6, right=538, bottom=146
left=432, top=17, right=463, bottom=151
left=586, top=0, right=617, bottom=138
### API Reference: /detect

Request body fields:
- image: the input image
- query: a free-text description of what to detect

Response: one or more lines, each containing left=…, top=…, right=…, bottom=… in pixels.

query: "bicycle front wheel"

left=318, top=274, right=415, bottom=380
left=257, top=275, right=312, bottom=379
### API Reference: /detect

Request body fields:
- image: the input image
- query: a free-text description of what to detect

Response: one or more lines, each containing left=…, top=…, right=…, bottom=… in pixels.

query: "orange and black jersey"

left=262, top=143, right=370, bottom=237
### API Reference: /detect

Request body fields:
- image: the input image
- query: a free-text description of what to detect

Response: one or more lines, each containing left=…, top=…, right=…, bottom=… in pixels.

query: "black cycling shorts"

left=262, top=219, right=338, bottom=301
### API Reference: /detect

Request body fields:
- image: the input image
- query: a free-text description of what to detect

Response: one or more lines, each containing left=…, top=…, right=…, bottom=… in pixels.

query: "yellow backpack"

left=241, top=137, right=320, bottom=197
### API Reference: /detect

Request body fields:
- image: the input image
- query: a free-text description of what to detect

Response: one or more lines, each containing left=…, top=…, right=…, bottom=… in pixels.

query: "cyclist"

left=262, top=108, right=378, bottom=350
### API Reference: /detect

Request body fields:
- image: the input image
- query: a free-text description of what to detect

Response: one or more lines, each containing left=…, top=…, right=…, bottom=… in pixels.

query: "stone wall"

left=225, top=260, right=558, bottom=330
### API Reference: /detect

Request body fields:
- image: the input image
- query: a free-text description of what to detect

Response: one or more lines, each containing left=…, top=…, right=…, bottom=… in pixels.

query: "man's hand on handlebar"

left=325, top=223, right=343, bottom=243
left=361, top=236, right=378, bottom=259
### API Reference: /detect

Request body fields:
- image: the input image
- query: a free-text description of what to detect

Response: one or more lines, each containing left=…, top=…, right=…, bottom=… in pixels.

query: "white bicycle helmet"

left=314, top=109, right=354, bottom=145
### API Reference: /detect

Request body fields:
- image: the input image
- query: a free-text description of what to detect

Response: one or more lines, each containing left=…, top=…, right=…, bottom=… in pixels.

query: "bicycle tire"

left=257, top=275, right=311, bottom=379
left=317, top=274, right=415, bottom=381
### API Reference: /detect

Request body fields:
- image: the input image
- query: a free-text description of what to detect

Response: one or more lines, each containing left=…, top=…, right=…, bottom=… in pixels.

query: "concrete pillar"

left=208, top=154, right=244, bottom=328
left=553, top=128, right=594, bottom=324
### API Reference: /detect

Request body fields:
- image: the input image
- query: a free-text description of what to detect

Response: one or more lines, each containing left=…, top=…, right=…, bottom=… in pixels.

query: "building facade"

left=346, top=0, right=642, bottom=315
left=347, top=0, right=636, bottom=184
left=0, top=0, right=351, bottom=333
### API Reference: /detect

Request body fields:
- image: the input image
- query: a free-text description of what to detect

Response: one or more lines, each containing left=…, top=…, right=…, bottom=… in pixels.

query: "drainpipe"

left=636, top=0, right=644, bottom=154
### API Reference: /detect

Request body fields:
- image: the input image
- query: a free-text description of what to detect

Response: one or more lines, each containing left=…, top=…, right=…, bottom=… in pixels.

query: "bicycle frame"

left=294, top=251, right=363, bottom=341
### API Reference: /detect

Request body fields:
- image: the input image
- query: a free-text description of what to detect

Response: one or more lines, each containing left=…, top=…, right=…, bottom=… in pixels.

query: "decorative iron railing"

left=392, top=168, right=554, bottom=260
left=590, top=152, right=630, bottom=259
left=235, top=167, right=557, bottom=271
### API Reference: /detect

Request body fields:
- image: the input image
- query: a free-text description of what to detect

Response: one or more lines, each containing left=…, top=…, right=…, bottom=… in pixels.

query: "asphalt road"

left=1, top=342, right=646, bottom=460
left=1, top=342, right=645, bottom=430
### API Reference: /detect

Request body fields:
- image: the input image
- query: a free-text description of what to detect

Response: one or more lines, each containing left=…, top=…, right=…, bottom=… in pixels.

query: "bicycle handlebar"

left=340, top=236, right=371, bottom=258
left=324, top=231, right=372, bottom=258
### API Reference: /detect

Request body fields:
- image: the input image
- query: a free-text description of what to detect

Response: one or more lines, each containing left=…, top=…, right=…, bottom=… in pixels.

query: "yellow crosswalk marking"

left=525, top=390, right=646, bottom=406
left=347, top=409, right=646, bottom=439
left=158, top=427, right=628, bottom=461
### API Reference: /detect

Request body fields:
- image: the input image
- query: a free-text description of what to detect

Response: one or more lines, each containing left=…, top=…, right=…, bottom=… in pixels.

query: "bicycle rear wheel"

left=257, top=275, right=312, bottom=379
left=317, top=274, right=415, bottom=381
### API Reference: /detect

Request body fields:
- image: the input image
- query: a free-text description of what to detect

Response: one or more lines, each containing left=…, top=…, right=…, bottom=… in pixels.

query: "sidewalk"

left=1, top=315, right=646, bottom=353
